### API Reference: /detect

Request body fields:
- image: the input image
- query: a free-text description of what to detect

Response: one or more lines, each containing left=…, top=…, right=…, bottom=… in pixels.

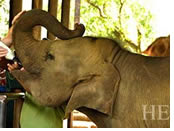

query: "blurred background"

left=0, top=0, right=171, bottom=53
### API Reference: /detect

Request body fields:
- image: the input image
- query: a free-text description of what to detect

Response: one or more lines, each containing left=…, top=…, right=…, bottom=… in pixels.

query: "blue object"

left=0, top=86, right=6, bottom=92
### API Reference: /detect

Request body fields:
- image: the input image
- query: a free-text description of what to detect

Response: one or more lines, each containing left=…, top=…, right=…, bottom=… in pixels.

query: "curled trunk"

left=12, top=9, right=85, bottom=73
left=13, top=9, right=85, bottom=41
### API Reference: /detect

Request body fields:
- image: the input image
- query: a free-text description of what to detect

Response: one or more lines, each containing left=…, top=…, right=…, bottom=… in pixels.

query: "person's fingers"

left=7, top=63, right=15, bottom=69
left=20, top=67, right=25, bottom=71
left=0, top=50, right=8, bottom=53
left=7, top=62, right=21, bottom=72
left=7, top=63, right=16, bottom=72
left=7, top=64, right=13, bottom=72
left=0, top=51, right=8, bottom=57
left=0, top=49, right=8, bottom=53
left=0, top=47, right=8, bottom=51
left=13, top=62, right=19, bottom=68
left=0, top=49, right=7, bottom=51
left=0, top=54, right=7, bottom=57
left=0, top=47, right=8, bottom=57
left=8, top=67, right=13, bottom=72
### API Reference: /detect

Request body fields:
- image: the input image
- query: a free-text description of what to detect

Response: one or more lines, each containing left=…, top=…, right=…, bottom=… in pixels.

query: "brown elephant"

left=143, top=36, right=170, bottom=57
left=11, top=9, right=170, bottom=128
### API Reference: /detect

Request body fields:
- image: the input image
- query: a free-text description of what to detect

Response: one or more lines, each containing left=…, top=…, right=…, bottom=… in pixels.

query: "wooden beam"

left=47, top=0, right=58, bottom=40
left=61, top=0, right=70, bottom=28
left=73, top=115, right=91, bottom=122
left=74, top=0, right=81, bottom=25
left=9, top=0, right=22, bottom=27
left=32, top=0, right=43, bottom=40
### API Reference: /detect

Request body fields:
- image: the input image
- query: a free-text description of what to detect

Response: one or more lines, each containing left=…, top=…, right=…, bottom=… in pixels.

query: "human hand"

left=1, top=11, right=26, bottom=46
left=0, top=46, right=8, bottom=61
left=7, top=62, right=24, bottom=72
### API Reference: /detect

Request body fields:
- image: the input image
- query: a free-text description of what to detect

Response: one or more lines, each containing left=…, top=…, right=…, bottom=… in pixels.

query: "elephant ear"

left=65, top=63, right=120, bottom=117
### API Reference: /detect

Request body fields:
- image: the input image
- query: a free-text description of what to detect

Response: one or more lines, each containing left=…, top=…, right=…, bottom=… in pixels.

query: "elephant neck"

left=112, top=47, right=148, bottom=78
left=108, top=44, right=122, bottom=64
left=112, top=47, right=128, bottom=65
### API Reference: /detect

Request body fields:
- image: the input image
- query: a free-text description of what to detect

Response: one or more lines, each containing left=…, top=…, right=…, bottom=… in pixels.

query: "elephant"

left=143, top=36, right=170, bottom=57
left=11, top=9, right=170, bottom=128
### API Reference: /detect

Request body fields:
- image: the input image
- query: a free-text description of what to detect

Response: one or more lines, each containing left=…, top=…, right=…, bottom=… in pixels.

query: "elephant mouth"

left=71, top=74, right=99, bottom=89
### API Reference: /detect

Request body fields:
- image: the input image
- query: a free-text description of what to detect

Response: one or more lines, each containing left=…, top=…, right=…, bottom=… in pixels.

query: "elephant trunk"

left=12, top=9, right=85, bottom=73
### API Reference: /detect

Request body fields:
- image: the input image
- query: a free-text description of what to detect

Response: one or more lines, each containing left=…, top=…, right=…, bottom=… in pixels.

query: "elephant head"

left=12, top=9, right=85, bottom=74
left=12, top=9, right=120, bottom=117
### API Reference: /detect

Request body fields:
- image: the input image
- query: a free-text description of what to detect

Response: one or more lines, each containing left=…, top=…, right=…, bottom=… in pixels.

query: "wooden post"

left=74, top=0, right=81, bottom=24
left=9, top=2, right=23, bottom=127
left=67, top=112, right=73, bottom=128
left=61, top=0, right=70, bottom=28
left=47, top=0, right=58, bottom=40
left=32, top=0, right=43, bottom=9
left=13, top=89, right=24, bottom=128
left=0, top=95, right=7, bottom=128
left=9, top=0, right=22, bottom=27
left=61, top=0, right=73, bottom=127
left=32, top=0, right=43, bottom=40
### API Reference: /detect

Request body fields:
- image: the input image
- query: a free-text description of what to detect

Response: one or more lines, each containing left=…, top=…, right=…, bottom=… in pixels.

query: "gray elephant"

left=11, top=9, right=170, bottom=128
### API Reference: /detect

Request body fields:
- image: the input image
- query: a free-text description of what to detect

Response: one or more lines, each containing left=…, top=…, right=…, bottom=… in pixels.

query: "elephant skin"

left=11, top=9, right=170, bottom=128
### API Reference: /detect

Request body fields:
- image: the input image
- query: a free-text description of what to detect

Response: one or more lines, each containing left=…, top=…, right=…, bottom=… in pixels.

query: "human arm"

left=0, top=11, right=26, bottom=69
left=0, top=11, right=26, bottom=61
left=1, top=11, right=26, bottom=47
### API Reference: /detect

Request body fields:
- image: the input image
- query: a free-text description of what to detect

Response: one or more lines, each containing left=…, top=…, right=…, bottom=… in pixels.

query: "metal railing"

left=0, top=92, right=25, bottom=128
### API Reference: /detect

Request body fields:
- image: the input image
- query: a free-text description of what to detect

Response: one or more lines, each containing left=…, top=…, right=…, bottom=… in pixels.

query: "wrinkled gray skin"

left=12, top=9, right=170, bottom=128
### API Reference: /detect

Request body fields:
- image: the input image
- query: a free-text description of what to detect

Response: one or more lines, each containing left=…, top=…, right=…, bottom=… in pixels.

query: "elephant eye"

left=45, top=52, right=55, bottom=61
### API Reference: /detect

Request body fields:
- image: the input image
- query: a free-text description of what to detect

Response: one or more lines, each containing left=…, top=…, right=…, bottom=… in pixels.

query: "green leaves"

left=80, top=0, right=155, bottom=53
left=0, top=0, right=9, bottom=37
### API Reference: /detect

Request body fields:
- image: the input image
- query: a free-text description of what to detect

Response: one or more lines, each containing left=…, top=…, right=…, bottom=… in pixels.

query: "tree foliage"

left=80, top=0, right=155, bottom=53
left=0, top=0, right=155, bottom=53
left=0, top=0, right=9, bottom=37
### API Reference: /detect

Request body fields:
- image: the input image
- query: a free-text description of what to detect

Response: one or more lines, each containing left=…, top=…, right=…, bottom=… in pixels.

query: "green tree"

left=80, top=0, right=155, bottom=53
left=0, top=0, right=9, bottom=37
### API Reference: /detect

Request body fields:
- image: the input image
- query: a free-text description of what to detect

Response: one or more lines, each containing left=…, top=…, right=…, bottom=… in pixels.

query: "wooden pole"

left=32, top=0, right=43, bottom=40
left=0, top=95, right=7, bottom=128
left=13, top=89, right=24, bottom=128
left=32, top=0, right=43, bottom=11
left=61, top=0, right=73, bottom=127
left=47, top=0, right=58, bottom=40
left=74, top=0, right=80, bottom=25
left=67, top=112, right=73, bottom=128
left=61, top=0, right=70, bottom=28
left=9, top=0, right=22, bottom=27
left=9, top=0, right=23, bottom=128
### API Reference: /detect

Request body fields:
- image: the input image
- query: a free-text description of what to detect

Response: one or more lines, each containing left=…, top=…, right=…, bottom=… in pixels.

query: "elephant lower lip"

left=72, top=74, right=99, bottom=88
